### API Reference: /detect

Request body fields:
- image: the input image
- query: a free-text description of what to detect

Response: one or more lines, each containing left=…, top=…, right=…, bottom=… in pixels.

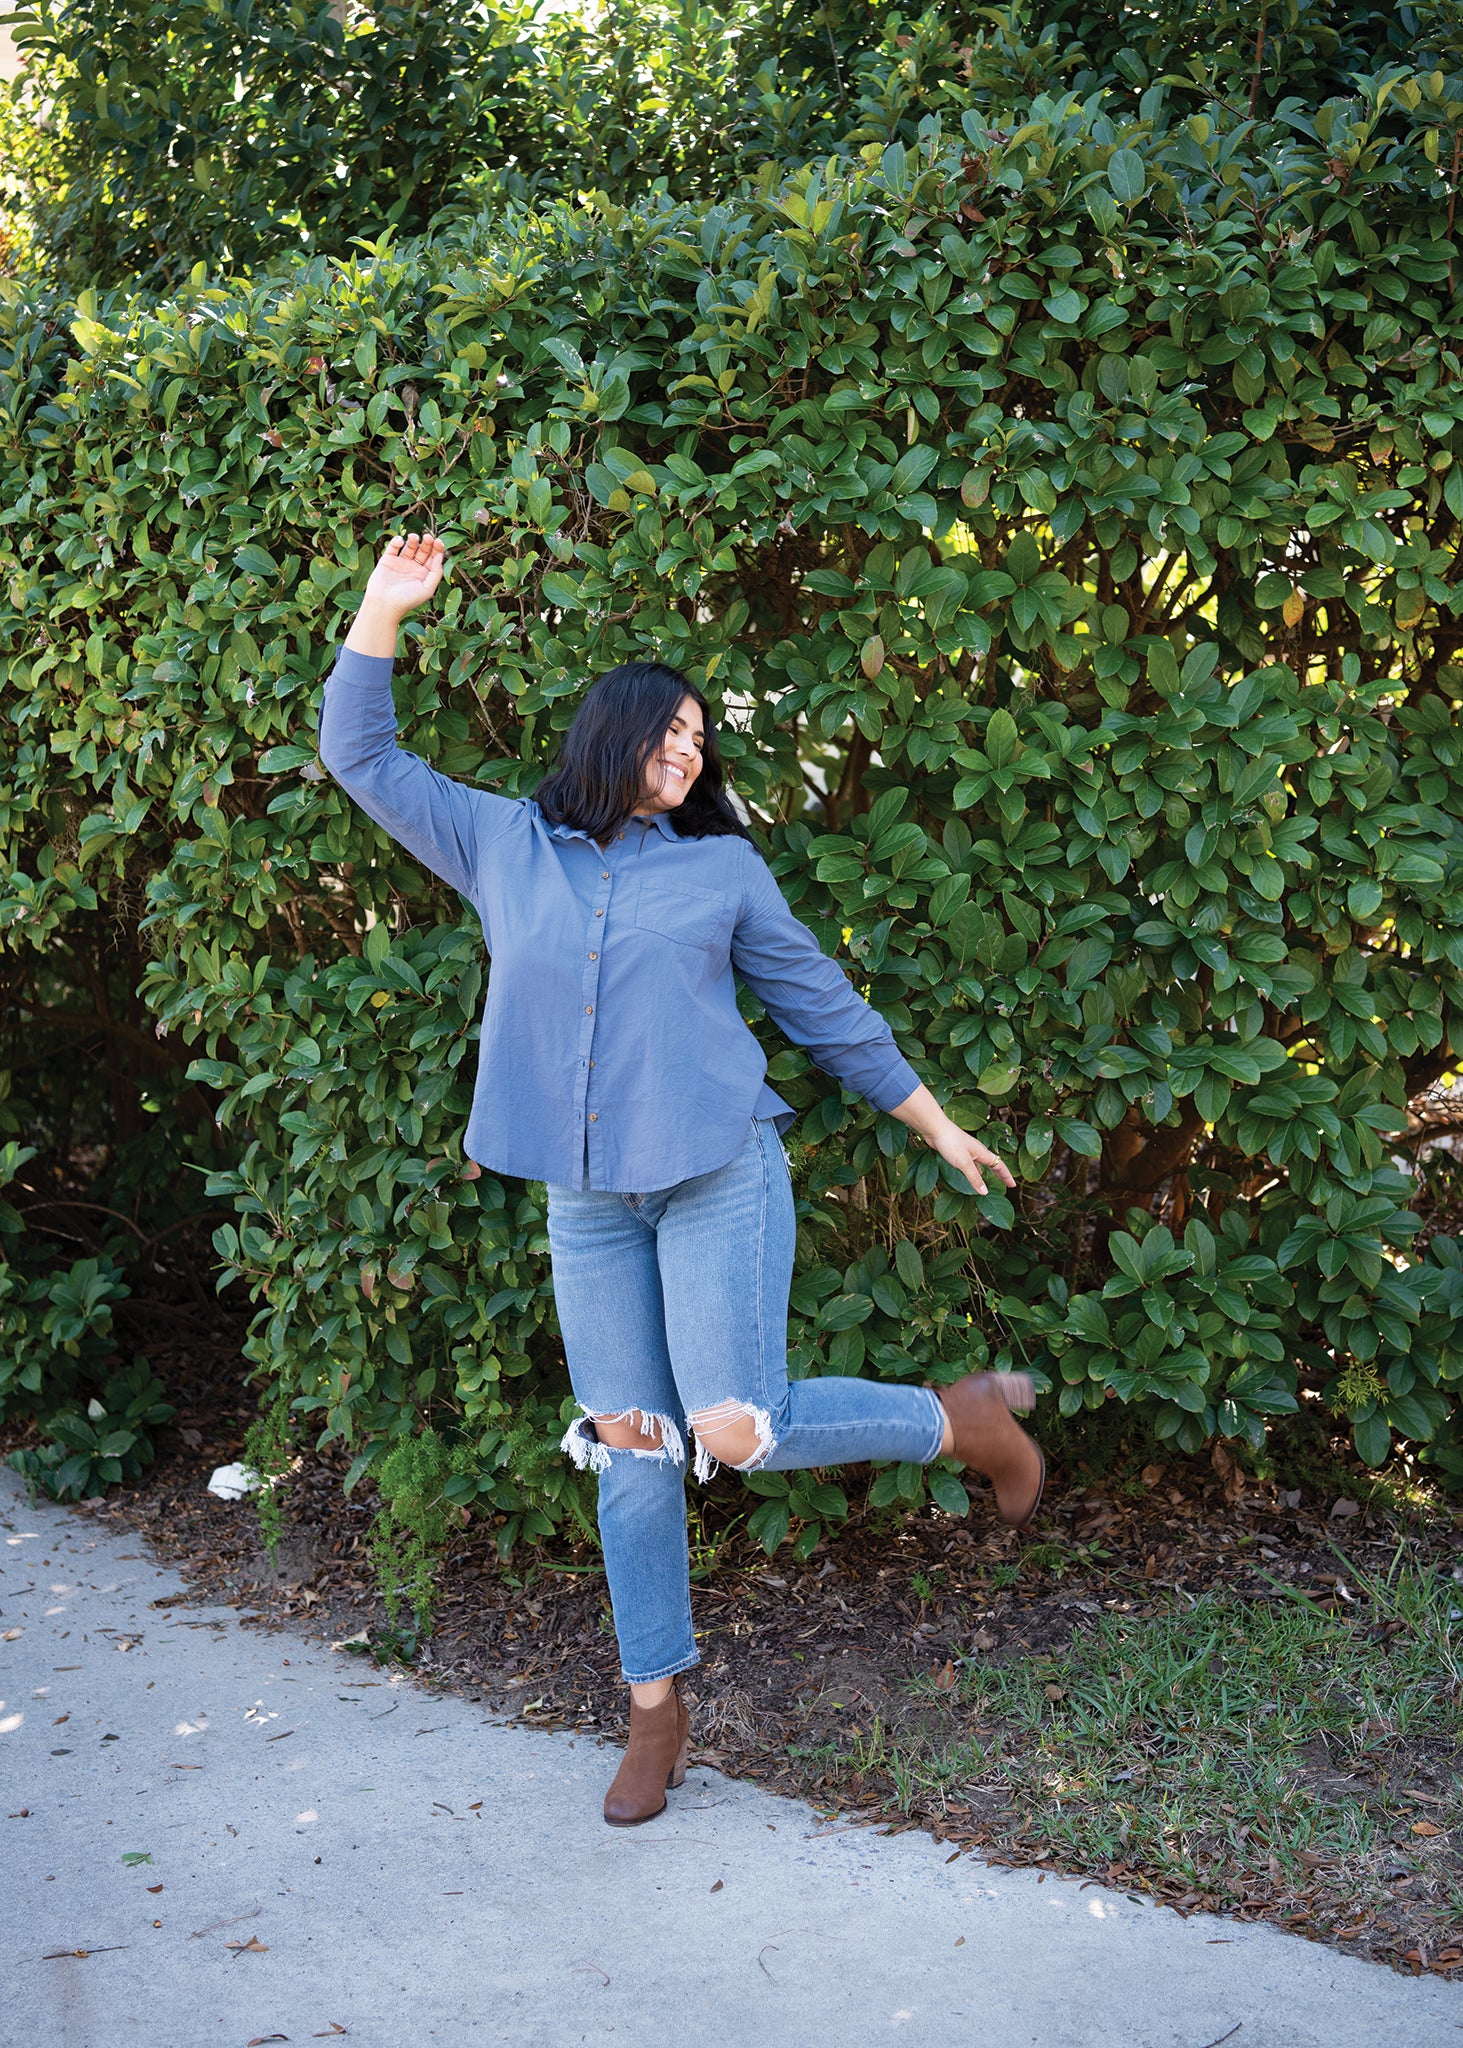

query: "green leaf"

left=927, top=1468, right=970, bottom=1516
left=1353, top=1411, right=1391, bottom=1468
left=889, top=444, right=939, bottom=498
left=1109, top=1232, right=1145, bottom=1284
left=748, top=1499, right=791, bottom=1553
left=1106, top=149, right=1146, bottom=204
left=928, top=871, right=971, bottom=924
left=541, top=570, right=584, bottom=609
left=819, top=1293, right=874, bottom=1331
left=1054, top=1117, right=1102, bottom=1158
left=894, top=1239, right=924, bottom=1290
left=948, top=902, right=986, bottom=966
left=984, top=708, right=1021, bottom=769
left=1194, top=1071, right=1232, bottom=1125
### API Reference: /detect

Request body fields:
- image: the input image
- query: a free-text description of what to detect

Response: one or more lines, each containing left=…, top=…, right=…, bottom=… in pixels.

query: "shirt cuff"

left=330, top=644, right=396, bottom=686
left=855, top=1047, right=922, bottom=1114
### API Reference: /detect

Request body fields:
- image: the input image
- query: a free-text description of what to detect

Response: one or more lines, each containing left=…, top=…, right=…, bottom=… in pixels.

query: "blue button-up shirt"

left=318, top=646, right=920, bottom=1191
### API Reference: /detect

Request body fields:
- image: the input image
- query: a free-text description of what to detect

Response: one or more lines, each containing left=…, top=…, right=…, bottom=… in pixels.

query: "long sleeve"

left=731, top=844, right=920, bottom=1112
left=317, top=644, right=511, bottom=901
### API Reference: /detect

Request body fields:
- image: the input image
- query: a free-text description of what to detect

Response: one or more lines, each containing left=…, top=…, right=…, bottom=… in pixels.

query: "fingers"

left=958, top=1142, right=1014, bottom=1197
left=385, top=531, right=444, bottom=566
left=973, top=1140, right=1016, bottom=1189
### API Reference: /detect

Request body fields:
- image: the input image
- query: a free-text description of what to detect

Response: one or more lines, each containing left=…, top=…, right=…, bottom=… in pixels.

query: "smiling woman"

left=318, top=531, right=1045, bottom=1827
left=534, top=659, right=729, bottom=844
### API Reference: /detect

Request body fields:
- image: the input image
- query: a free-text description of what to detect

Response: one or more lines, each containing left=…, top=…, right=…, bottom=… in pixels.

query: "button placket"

left=574, top=850, right=615, bottom=1183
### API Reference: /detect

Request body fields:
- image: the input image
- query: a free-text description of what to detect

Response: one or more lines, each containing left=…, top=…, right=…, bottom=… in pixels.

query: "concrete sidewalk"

left=2, top=1470, right=1457, bottom=2048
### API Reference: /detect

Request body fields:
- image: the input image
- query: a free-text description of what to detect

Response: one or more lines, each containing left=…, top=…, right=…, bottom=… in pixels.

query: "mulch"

left=11, top=1323, right=1462, bottom=1982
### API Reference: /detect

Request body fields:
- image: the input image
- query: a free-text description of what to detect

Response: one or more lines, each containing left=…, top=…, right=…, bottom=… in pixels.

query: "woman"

left=319, top=532, right=1045, bottom=1826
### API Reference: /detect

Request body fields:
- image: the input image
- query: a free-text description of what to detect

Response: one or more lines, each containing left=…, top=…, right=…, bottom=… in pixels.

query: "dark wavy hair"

left=535, top=661, right=751, bottom=842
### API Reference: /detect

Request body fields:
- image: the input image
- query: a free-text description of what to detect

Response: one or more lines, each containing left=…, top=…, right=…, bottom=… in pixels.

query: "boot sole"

left=604, top=1802, right=667, bottom=1827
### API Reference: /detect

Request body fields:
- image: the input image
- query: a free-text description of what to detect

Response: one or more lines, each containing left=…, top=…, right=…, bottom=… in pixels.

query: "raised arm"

left=319, top=534, right=506, bottom=901
left=732, top=845, right=1014, bottom=1198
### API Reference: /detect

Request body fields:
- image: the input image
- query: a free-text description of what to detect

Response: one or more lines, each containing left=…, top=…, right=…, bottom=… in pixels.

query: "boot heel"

left=667, top=1737, right=689, bottom=1790
left=992, top=1371, right=1035, bottom=1414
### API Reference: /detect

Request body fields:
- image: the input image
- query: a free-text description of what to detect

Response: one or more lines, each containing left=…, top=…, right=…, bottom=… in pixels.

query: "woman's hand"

left=889, top=1082, right=1015, bottom=1197
left=928, top=1123, right=1016, bottom=1199
left=362, top=532, right=445, bottom=620
left=344, top=533, right=446, bottom=659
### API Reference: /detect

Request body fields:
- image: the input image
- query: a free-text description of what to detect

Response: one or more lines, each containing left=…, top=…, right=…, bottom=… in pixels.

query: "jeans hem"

left=919, top=1385, right=948, bottom=1464
left=620, top=1650, right=700, bottom=1686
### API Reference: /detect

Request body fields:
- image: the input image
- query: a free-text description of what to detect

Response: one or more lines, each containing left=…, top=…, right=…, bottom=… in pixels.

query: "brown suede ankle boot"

left=603, top=1677, right=690, bottom=1826
left=936, top=1371, right=1045, bottom=1529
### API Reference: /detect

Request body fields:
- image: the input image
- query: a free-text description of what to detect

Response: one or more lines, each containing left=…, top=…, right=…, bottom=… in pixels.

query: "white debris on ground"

left=205, top=1462, right=265, bottom=1500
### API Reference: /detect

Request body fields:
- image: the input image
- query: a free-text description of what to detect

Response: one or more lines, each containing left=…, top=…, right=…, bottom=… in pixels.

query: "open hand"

left=361, top=532, right=445, bottom=622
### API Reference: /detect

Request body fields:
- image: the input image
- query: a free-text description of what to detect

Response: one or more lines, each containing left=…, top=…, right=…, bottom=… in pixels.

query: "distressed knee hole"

left=560, top=1408, right=685, bottom=1474
left=688, top=1400, right=775, bottom=1483
left=593, top=1409, right=665, bottom=1451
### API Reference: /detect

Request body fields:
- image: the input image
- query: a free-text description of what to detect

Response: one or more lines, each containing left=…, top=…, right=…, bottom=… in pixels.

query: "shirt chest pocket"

left=631, top=875, right=734, bottom=954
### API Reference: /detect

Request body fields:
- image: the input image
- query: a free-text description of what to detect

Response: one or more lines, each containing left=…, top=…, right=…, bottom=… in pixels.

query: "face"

left=635, top=695, right=705, bottom=815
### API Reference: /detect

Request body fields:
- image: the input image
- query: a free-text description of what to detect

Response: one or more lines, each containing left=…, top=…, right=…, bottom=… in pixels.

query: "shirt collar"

left=543, top=810, right=680, bottom=843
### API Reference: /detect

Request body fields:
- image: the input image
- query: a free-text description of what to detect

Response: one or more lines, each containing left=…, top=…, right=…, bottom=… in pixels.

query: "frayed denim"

left=548, top=1118, right=945, bottom=1683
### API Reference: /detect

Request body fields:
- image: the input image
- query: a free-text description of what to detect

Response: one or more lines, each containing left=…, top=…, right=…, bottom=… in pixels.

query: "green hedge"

left=5, top=15, right=1463, bottom=1552
left=0, top=0, right=901, bottom=291
left=11, top=3, right=1458, bottom=294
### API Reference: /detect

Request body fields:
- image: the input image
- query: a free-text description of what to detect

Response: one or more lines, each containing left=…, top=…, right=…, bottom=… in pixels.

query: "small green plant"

left=367, top=1427, right=480, bottom=1634
left=365, top=1621, right=426, bottom=1667
left=8, top=1359, right=174, bottom=1503
left=741, top=1467, right=850, bottom=1558
left=242, top=1383, right=296, bottom=1562
left=0, top=1242, right=131, bottom=1423
left=687, top=1496, right=745, bottom=1581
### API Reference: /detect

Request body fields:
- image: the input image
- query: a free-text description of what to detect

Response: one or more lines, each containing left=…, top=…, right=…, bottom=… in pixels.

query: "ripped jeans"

left=547, top=1117, right=946, bottom=1684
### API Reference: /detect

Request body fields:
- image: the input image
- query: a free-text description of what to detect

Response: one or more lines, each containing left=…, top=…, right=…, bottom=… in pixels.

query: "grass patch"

left=799, top=1554, right=1463, bottom=1962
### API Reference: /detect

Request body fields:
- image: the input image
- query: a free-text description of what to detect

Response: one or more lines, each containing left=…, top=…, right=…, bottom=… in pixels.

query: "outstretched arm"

left=320, top=533, right=505, bottom=902
left=732, top=846, right=1013, bottom=1197
left=885, top=1082, right=1014, bottom=1199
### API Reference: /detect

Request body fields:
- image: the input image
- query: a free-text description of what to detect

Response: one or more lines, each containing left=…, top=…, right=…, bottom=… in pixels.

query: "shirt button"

left=589, top=951, right=598, bottom=960
left=585, top=1005, right=593, bottom=1014
left=595, top=908, right=604, bottom=917
left=589, top=1112, right=598, bottom=1121
left=601, top=870, right=610, bottom=879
